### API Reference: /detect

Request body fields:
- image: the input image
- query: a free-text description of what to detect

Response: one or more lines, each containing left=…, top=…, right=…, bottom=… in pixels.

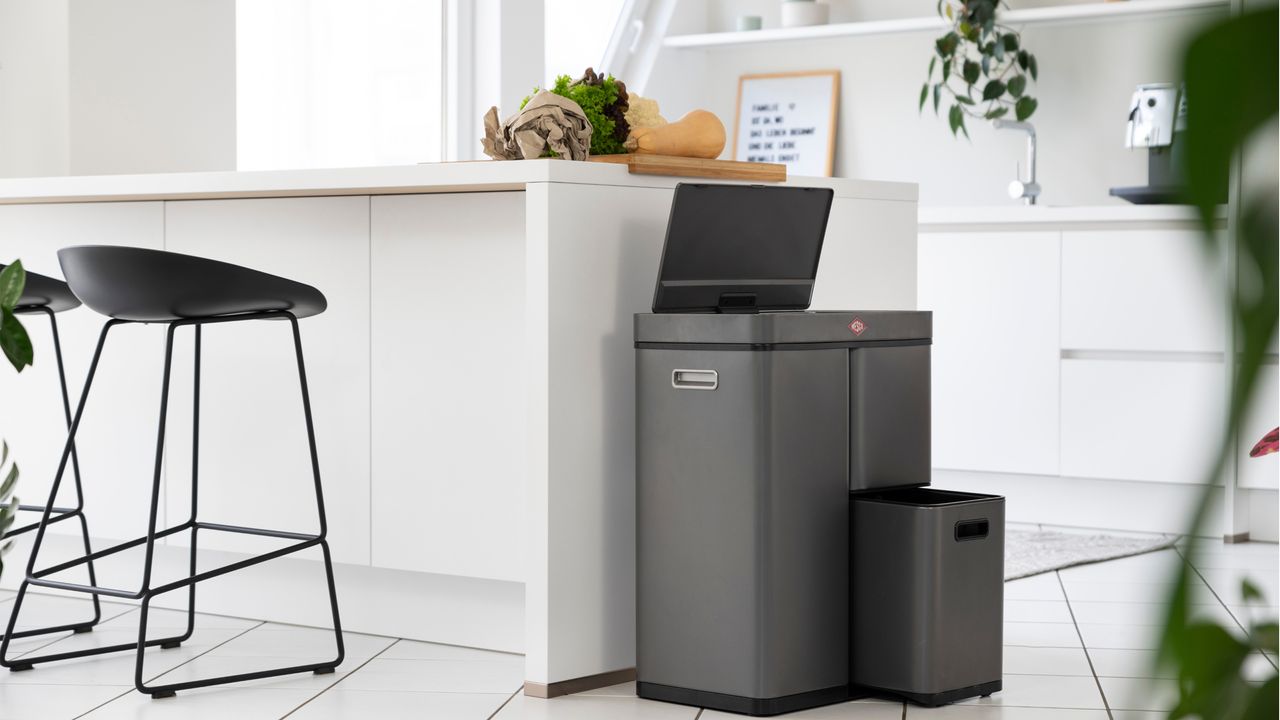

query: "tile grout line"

left=10, top=602, right=141, bottom=661
left=72, top=620, right=267, bottom=719
left=1174, top=544, right=1279, bottom=672
left=278, top=635, right=403, bottom=719
left=484, top=685, right=524, bottom=720
left=1055, top=570, right=1114, bottom=719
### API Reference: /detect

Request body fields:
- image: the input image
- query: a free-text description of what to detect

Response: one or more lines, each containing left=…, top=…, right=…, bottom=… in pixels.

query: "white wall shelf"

left=663, top=0, right=1228, bottom=49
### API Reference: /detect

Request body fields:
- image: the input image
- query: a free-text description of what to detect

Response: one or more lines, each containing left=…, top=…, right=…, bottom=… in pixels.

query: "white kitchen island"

left=0, top=160, right=917, bottom=696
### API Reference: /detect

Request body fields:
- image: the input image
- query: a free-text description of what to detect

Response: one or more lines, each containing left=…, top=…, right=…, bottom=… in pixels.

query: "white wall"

left=0, top=0, right=70, bottom=178
left=646, top=0, right=1234, bottom=206
left=68, top=0, right=236, bottom=175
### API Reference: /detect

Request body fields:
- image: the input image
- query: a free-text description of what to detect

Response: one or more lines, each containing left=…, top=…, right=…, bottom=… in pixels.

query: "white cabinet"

left=1061, top=230, right=1225, bottom=353
left=1240, top=365, right=1278, bottom=490
left=918, top=231, right=1061, bottom=476
left=369, top=192, right=526, bottom=582
left=0, top=202, right=166, bottom=544
left=162, top=197, right=372, bottom=566
left=1060, top=359, right=1225, bottom=484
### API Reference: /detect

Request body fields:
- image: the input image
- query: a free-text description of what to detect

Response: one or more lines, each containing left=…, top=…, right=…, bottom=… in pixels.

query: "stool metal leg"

left=0, top=319, right=118, bottom=669
left=0, top=308, right=103, bottom=641
left=3, top=311, right=344, bottom=697
left=1, top=321, right=191, bottom=671
left=135, top=313, right=344, bottom=698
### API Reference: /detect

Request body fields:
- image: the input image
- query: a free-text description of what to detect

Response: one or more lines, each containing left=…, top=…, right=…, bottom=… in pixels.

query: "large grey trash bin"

left=634, top=182, right=934, bottom=716
left=850, top=488, right=1005, bottom=706
left=636, top=311, right=933, bottom=717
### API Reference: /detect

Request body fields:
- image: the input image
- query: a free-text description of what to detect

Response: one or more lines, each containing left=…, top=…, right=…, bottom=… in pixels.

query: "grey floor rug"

left=1006, top=528, right=1180, bottom=581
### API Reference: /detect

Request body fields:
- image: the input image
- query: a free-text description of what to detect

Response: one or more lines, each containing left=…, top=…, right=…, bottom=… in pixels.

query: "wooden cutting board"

left=588, top=154, right=786, bottom=182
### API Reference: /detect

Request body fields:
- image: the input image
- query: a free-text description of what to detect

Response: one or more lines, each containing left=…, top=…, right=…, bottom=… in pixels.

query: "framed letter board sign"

left=733, top=70, right=839, bottom=177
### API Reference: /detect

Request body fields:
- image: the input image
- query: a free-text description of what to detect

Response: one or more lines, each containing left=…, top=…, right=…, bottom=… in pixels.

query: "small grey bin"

left=850, top=488, right=1005, bottom=706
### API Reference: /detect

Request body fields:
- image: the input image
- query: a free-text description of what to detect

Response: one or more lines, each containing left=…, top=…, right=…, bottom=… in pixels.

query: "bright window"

left=236, top=0, right=444, bottom=170
left=544, top=0, right=627, bottom=82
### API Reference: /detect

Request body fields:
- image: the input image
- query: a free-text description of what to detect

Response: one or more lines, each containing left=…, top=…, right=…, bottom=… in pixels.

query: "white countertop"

left=919, top=203, right=1218, bottom=228
left=0, top=160, right=917, bottom=204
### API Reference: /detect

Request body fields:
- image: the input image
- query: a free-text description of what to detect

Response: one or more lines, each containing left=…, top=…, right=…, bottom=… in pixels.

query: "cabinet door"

left=0, top=203, right=166, bottom=544
left=1240, top=364, right=1278, bottom=490
left=163, top=197, right=371, bottom=566
left=1061, top=230, right=1225, bottom=353
left=1061, top=359, right=1225, bottom=484
left=369, top=192, right=525, bottom=582
left=918, top=232, right=1061, bottom=475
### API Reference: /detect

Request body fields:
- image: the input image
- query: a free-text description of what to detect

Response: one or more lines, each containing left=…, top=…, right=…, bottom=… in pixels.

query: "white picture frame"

left=733, top=70, right=840, bottom=177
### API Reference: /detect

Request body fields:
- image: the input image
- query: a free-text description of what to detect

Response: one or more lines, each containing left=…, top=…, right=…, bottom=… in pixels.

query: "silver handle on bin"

left=671, top=369, right=718, bottom=390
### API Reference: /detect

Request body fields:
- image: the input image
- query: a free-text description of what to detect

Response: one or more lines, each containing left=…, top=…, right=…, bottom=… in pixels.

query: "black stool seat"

left=58, top=246, right=326, bottom=323
left=0, top=264, right=81, bottom=313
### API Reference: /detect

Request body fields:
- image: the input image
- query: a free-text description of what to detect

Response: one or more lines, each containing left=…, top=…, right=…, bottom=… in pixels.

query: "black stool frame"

left=0, top=310, right=344, bottom=698
left=1, top=305, right=103, bottom=638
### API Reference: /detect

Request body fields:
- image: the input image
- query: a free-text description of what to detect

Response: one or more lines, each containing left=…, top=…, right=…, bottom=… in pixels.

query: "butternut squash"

left=624, top=109, right=725, bottom=158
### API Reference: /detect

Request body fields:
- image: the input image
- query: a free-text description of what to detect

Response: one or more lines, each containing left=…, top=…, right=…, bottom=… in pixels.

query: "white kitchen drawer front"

left=1061, top=358, right=1225, bottom=484
left=1239, top=363, right=1278, bottom=490
left=919, top=231, right=1061, bottom=476
left=1061, top=230, right=1225, bottom=353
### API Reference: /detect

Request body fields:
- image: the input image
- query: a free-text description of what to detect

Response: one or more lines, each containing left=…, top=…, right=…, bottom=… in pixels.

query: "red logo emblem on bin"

left=848, top=317, right=867, bottom=336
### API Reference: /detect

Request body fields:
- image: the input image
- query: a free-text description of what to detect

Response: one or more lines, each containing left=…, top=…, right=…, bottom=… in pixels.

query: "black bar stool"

left=0, top=247, right=344, bottom=698
left=0, top=266, right=103, bottom=638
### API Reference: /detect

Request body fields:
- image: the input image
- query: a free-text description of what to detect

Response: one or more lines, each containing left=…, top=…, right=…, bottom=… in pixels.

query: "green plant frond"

left=923, top=1, right=1038, bottom=134
left=1159, top=6, right=1280, bottom=720
left=0, top=260, right=26, bottom=310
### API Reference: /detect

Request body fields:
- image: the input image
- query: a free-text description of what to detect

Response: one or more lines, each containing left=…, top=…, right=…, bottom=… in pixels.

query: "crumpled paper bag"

left=482, top=91, right=593, bottom=161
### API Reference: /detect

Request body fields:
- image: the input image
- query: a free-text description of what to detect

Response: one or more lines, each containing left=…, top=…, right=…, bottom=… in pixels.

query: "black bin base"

left=866, top=679, right=1003, bottom=708
left=638, top=681, right=853, bottom=716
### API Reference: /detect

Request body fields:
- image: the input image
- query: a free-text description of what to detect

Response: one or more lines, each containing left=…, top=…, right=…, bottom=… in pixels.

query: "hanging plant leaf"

left=936, top=32, right=960, bottom=57
left=921, top=1, right=1042, bottom=142
left=1015, top=96, right=1038, bottom=121
left=1008, top=74, right=1027, bottom=99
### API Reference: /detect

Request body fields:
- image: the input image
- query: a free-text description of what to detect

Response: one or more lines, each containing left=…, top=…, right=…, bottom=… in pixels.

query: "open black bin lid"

left=651, top=183, right=834, bottom=313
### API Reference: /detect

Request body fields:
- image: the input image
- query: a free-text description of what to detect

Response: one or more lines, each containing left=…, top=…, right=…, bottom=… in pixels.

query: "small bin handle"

left=955, top=518, right=989, bottom=542
left=672, top=369, right=718, bottom=390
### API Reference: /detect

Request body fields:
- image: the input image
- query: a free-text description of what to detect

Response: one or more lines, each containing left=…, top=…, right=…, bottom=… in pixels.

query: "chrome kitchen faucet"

left=993, top=119, right=1040, bottom=205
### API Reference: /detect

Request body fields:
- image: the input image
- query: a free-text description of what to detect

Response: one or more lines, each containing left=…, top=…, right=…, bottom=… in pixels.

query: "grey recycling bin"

left=850, top=488, right=1005, bottom=706
left=634, top=183, right=933, bottom=716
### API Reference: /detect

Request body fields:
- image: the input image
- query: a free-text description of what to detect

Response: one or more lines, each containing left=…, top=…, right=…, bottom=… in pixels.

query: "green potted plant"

left=1160, top=6, right=1278, bottom=717
left=0, top=260, right=34, bottom=579
left=920, top=1, right=1039, bottom=137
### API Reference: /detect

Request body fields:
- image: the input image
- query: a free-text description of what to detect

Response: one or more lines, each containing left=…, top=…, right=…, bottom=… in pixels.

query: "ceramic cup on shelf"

left=781, top=0, right=829, bottom=28
left=737, top=15, right=764, bottom=31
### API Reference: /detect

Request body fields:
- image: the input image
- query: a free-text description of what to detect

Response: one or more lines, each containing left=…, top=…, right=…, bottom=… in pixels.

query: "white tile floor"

left=0, top=531, right=1274, bottom=719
